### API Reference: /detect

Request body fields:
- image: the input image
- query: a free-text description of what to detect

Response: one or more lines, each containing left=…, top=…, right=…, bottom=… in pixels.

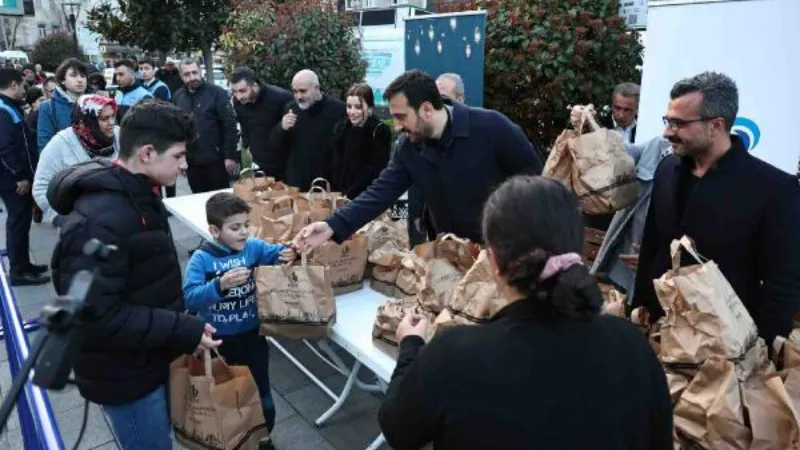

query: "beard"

left=668, top=133, right=711, bottom=158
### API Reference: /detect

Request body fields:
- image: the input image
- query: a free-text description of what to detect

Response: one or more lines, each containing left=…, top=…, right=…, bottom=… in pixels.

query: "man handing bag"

left=170, top=350, right=269, bottom=450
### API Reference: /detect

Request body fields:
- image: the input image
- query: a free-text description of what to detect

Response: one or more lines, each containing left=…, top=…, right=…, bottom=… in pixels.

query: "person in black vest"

left=47, top=101, right=220, bottom=449
left=172, top=58, right=239, bottom=193
left=295, top=70, right=542, bottom=250
left=326, top=82, right=390, bottom=199
left=0, top=68, right=48, bottom=285
left=230, top=66, right=293, bottom=178
left=268, top=69, right=346, bottom=190
left=378, top=176, right=672, bottom=450
left=633, top=71, right=800, bottom=345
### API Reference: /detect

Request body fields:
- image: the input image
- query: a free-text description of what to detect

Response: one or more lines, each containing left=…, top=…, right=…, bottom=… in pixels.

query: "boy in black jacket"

left=48, top=100, right=221, bottom=450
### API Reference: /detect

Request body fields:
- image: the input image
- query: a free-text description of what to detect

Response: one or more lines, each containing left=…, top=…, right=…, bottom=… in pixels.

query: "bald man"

left=268, top=69, right=346, bottom=190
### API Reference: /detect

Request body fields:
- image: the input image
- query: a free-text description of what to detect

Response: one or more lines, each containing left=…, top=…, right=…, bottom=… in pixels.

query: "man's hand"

left=279, top=245, right=297, bottom=263
left=396, top=313, right=430, bottom=343
left=224, top=158, right=239, bottom=176
left=281, top=111, right=297, bottom=131
left=219, top=267, right=250, bottom=291
left=294, top=222, right=334, bottom=253
left=15, top=180, right=30, bottom=195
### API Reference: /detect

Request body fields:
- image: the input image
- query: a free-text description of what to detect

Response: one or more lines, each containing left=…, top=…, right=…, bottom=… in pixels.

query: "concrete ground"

left=0, top=176, right=388, bottom=450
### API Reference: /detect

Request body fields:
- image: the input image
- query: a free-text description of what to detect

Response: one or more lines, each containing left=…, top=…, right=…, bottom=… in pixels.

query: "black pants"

left=187, top=161, right=230, bottom=193
left=0, top=189, right=33, bottom=274
left=217, top=328, right=276, bottom=432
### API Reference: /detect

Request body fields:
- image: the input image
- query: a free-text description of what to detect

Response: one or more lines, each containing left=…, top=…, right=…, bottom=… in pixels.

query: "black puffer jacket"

left=48, top=159, right=205, bottom=405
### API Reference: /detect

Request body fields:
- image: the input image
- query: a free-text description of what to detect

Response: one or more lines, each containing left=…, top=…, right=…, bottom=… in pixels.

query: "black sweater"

left=379, top=299, right=672, bottom=450
left=325, top=115, right=391, bottom=199
left=234, top=83, right=293, bottom=178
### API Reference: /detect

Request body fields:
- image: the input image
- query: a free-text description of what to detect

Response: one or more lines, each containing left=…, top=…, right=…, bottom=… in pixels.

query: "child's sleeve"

left=183, top=253, right=223, bottom=312
left=251, top=239, right=286, bottom=266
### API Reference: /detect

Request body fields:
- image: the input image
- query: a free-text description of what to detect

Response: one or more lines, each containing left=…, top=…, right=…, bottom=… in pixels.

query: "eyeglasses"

left=662, top=116, right=715, bottom=130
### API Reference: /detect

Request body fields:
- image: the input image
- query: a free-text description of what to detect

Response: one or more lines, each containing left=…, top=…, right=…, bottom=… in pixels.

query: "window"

left=38, top=24, right=47, bottom=38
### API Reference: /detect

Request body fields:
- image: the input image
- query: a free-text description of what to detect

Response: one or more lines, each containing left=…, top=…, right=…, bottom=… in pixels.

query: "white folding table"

left=164, top=190, right=397, bottom=450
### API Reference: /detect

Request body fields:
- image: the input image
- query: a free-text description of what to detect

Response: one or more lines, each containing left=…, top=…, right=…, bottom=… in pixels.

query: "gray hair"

left=670, top=72, right=738, bottom=131
left=612, top=82, right=640, bottom=99
left=437, top=72, right=465, bottom=99
left=178, top=58, right=201, bottom=71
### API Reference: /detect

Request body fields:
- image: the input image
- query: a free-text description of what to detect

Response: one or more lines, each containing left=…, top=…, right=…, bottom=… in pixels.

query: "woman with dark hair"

left=325, top=83, right=391, bottom=199
left=37, top=58, right=88, bottom=152
left=378, top=175, right=672, bottom=450
left=87, top=72, right=108, bottom=97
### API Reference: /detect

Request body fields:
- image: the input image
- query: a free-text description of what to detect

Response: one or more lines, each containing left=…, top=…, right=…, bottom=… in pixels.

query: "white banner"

left=361, top=28, right=405, bottom=107
left=637, top=0, right=800, bottom=174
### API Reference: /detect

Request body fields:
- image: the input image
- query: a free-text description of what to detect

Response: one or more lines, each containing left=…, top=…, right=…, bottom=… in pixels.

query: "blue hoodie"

left=37, top=87, right=75, bottom=152
left=183, top=238, right=285, bottom=336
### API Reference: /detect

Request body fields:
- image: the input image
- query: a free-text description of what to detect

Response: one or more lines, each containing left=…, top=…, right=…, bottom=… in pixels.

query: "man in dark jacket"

left=230, top=66, right=293, bottom=178
left=268, top=69, right=346, bottom=190
left=47, top=101, right=220, bottom=449
left=633, top=71, right=800, bottom=345
left=296, top=69, right=543, bottom=249
left=173, top=58, right=239, bottom=193
left=157, top=61, right=183, bottom=95
left=0, top=69, right=48, bottom=285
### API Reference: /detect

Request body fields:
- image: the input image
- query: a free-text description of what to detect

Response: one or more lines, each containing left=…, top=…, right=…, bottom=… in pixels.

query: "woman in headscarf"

left=33, top=94, right=119, bottom=226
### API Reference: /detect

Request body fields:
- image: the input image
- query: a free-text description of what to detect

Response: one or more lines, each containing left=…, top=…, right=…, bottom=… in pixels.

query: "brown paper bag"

left=417, top=258, right=464, bottom=314
left=170, top=350, right=268, bottom=450
left=744, top=372, right=800, bottom=450
left=233, top=170, right=273, bottom=202
left=258, top=209, right=311, bottom=244
left=654, top=236, right=758, bottom=365
left=372, top=297, right=434, bottom=346
left=431, top=250, right=509, bottom=336
left=673, top=358, right=751, bottom=449
left=543, top=110, right=639, bottom=215
left=308, top=233, right=368, bottom=294
left=368, top=242, right=410, bottom=296
left=255, top=255, right=336, bottom=339
left=362, top=214, right=410, bottom=254
left=434, top=233, right=480, bottom=272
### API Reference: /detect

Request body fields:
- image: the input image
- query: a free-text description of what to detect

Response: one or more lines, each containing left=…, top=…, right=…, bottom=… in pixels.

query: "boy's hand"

left=279, top=245, right=297, bottom=263
left=219, top=267, right=250, bottom=291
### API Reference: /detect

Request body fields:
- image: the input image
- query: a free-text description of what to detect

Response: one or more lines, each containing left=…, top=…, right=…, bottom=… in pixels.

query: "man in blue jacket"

left=113, top=59, right=153, bottom=122
left=139, top=59, right=171, bottom=101
left=296, top=70, right=542, bottom=249
left=0, top=69, right=49, bottom=285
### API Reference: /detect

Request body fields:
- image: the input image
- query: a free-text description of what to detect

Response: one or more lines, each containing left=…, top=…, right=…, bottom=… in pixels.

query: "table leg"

left=311, top=340, right=386, bottom=393
left=315, top=360, right=362, bottom=427
left=267, top=337, right=337, bottom=401
left=366, top=433, right=386, bottom=450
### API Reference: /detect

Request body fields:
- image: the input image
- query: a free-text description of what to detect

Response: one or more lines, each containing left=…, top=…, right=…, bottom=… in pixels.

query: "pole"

left=69, top=13, right=78, bottom=52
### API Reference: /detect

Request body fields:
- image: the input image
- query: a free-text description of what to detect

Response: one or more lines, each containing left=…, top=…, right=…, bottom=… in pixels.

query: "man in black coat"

left=173, top=58, right=239, bottom=193
left=0, top=68, right=48, bottom=285
left=268, top=69, right=346, bottom=191
left=47, top=101, right=220, bottom=449
left=230, top=66, right=293, bottom=178
left=295, top=69, right=543, bottom=250
left=633, top=71, right=800, bottom=345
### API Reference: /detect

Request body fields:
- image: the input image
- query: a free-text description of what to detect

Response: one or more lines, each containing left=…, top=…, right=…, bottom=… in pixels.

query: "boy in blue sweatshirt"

left=183, top=192, right=295, bottom=448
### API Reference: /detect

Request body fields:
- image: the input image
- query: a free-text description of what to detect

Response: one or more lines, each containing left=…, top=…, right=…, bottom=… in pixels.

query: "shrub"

left=439, top=0, right=643, bottom=152
left=220, top=0, right=366, bottom=100
left=30, top=33, right=85, bottom=72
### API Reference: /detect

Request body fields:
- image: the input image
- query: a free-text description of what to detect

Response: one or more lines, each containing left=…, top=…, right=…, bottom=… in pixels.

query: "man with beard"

left=268, top=69, right=345, bottom=190
left=632, top=71, right=800, bottom=345
left=230, top=67, right=293, bottom=178
left=172, top=58, right=238, bottom=193
left=295, top=69, right=542, bottom=249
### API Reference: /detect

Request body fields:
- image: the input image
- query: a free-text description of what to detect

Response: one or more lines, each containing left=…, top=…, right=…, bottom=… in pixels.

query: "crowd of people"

left=1, top=52, right=799, bottom=450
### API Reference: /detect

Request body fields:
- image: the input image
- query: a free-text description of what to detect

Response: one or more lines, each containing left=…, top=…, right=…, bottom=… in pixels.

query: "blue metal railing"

left=0, top=251, right=65, bottom=449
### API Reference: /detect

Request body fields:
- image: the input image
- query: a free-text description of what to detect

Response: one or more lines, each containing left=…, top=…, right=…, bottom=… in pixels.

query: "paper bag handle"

left=310, top=177, right=332, bottom=193
left=438, top=233, right=468, bottom=243
left=669, top=235, right=706, bottom=272
left=307, top=185, right=328, bottom=202
left=201, top=348, right=230, bottom=379
left=238, top=168, right=266, bottom=181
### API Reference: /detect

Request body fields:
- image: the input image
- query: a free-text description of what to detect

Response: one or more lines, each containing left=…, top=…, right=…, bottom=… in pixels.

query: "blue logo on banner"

left=732, top=117, right=760, bottom=151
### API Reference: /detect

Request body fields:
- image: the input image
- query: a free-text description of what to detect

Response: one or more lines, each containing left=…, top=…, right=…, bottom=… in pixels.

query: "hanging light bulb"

left=414, top=39, right=421, bottom=55
left=428, top=24, right=435, bottom=41
left=437, top=41, right=443, bottom=54
left=465, top=43, right=472, bottom=58
left=450, top=17, right=457, bottom=31
left=474, top=25, right=482, bottom=44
